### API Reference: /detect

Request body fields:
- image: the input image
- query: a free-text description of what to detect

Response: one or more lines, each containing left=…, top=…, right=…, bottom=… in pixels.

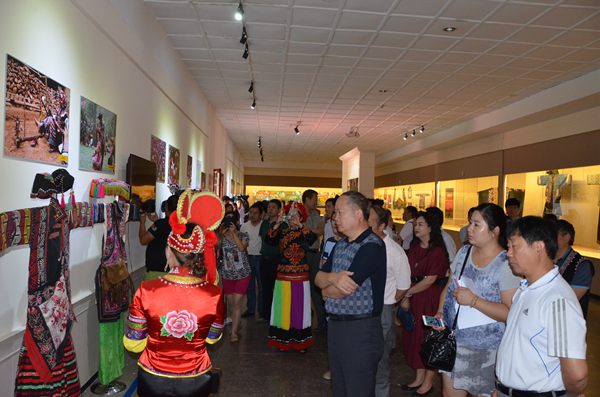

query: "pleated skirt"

left=267, top=279, right=313, bottom=351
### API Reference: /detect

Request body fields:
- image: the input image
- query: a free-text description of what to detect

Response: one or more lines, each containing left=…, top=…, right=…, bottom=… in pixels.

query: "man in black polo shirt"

left=138, top=194, right=178, bottom=280
left=316, top=191, right=387, bottom=397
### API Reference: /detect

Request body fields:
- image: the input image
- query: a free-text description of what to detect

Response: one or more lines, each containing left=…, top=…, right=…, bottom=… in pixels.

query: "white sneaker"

left=322, top=370, right=331, bottom=381
left=224, top=317, right=232, bottom=325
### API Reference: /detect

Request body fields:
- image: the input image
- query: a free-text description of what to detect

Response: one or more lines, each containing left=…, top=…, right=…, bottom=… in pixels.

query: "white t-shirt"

left=240, top=221, right=262, bottom=256
left=496, top=267, right=587, bottom=392
left=323, top=219, right=335, bottom=243
left=399, top=220, right=414, bottom=250
left=382, top=231, right=411, bottom=305
left=442, top=229, right=457, bottom=262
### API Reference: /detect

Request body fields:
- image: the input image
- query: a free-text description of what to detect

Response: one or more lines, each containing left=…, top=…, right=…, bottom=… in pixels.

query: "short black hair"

left=269, top=198, right=282, bottom=209
left=426, top=206, right=444, bottom=226
left=370, top=198, right=384, bottom=207
left=249, top=202, right=264, bottom=213
left=505, top=197, right=521, bottom=208
left=302, top=189, right=318, bottom=203
left=370, top=205, right=389, bottom=227
left=556, top=219, right=575, bottom=246
left=508, top=216, right=557, bottom=260
left=405, top=206, right=418, bottom=219
left=341, top=191, right=370, bottom=220
left=325, top=196, right=338, bottom=206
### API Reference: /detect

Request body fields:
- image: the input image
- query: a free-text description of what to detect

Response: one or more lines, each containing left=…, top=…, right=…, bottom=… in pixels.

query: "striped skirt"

left=267, top=278, right=313, bottom=351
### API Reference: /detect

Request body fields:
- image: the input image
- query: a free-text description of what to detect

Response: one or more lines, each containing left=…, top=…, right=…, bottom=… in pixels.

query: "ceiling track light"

left=240, top=26, right=248, bottom=44
left=294, top=126, right=300, bottom=135
left=242, top=44, right=249, bottom=59
left=411, top=129, right=416, bottom=137
left=419, top=125, right=425, bottom=133
left=234, top=1, right=244, bottom=21
left=248, top=81, right=254, bottom=93
left=250, top=99, right=256, bottom=109
left=403, top=132, right=408, bottom=141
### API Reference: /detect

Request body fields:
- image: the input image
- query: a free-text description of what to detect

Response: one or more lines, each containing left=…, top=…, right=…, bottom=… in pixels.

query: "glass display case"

left=436, top=176, right=499, bottom=230
left=505, top=165, right=600, bottom=258
left=245, top=185, right=342, bottom=208
left=374, top=182, right=436, bottom=221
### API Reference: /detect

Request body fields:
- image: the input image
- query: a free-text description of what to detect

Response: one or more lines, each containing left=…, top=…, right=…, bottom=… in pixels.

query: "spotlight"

left=234, top=2, right=244, bottom=21
left=419, top=125, right=425, bottom=133
left=250, top=99, right=256, bottom=109
left=403, top=132, right=408, bottom=141
left=240, top=27, right=247, bottom=44
left=242, top=44, right=249, bottom=59
left=443, top=26, right=456, bottom=32
left=294, top=126, right=300, bottom=135
left=411, top=129, right=416, bottom=137
left=248, top=81, right=254, bottom=93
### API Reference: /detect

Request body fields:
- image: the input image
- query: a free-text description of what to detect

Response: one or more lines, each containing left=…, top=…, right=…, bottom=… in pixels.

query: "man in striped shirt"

left=495, top=216, right=588, bottom=397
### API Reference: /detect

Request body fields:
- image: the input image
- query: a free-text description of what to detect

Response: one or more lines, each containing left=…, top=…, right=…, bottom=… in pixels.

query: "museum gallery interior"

left=0, top=0, right=599, bottom=396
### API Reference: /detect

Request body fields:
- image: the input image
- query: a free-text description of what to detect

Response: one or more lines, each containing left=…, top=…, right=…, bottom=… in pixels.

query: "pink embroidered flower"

left=160, top=310, right=198, bottom=341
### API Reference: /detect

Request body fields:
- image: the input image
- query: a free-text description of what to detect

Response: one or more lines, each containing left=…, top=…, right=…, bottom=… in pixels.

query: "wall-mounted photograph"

left=168, top=144, right=180, bottom=185
left=186, top=155, right=193, bottom=187
left=79, top=96, right=116, bottom=173
left=150, top=135, right=166, bottom=183
left=4, top=54, right=70, bottom=165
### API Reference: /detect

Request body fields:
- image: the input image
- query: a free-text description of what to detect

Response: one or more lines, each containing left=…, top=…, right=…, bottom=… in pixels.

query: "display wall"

left=437, top=176, right=499, bottom=229
left=0, top=0, right=241, bottom=388
left=506, top=165, right=600, bottom=258
left=246, top=185, right=342, bottom=207
left=374, top=182, right=436, bottom=221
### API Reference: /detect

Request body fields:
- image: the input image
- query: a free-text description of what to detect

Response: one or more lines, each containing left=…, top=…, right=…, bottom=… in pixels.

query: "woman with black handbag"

left=400, top=210, right=450, bottom=396
left=434, top=203, right=521, bottom=397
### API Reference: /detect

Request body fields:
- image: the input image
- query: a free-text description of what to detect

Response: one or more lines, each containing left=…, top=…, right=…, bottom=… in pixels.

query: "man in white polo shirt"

left=495, top=216, right=588, bottom=397
left=368, top=205, right=410, bottom=397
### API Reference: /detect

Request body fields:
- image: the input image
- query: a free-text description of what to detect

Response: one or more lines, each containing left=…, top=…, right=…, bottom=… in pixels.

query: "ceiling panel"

left=144, top=0, right=600, bottom=163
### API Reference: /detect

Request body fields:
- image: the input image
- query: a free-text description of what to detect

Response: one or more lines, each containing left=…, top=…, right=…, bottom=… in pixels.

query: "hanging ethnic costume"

left=266, top=202, right=317, bottom=351
left=0, top=170, right=100, bottom=396
left=124, top=191, right=225, bottom=397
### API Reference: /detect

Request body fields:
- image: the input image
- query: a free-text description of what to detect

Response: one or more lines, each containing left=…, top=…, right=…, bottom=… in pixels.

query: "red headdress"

left=283, top=201, right=308, bottom=222
left=167, top=191, right=225, bottom=284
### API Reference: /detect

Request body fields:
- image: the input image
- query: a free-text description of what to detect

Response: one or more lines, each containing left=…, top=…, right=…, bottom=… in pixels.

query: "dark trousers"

left=260, top=254, right=279, bottom=320
left=328, top=316, right=384, bottom=397
left=307, top=250, right=326, bottom=328
left=137, top=369, right=212, bottom=397
left=246, top=255, right=263, bottom=315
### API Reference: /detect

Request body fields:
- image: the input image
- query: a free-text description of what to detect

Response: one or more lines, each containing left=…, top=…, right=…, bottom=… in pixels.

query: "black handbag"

left=419, top=246, right=472, bottom=372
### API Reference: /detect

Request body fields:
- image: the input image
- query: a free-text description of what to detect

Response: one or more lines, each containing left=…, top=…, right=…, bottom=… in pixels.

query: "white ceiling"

left=144, top=0, right=600, bottom=165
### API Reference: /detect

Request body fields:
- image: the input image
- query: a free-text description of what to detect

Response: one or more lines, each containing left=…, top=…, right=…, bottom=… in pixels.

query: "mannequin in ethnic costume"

left=266, top=202, right=317, bottom=351
left=124, top=191, right=225, bottom=397
left=0, top=169, right=99, bottom=396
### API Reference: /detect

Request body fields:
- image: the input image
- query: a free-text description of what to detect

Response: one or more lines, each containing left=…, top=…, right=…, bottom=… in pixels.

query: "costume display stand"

left=89, top=179, right=133, bottom=395
left=0, top=169, right=102, bottom=396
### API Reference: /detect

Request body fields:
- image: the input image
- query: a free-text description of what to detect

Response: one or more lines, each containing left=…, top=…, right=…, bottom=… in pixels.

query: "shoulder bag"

left=419, top=245, right=472, bottom=372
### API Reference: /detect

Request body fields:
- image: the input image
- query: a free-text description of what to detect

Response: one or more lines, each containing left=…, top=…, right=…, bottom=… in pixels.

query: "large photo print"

left=79, top=96, right=117, bottom=173
left=4, top=54, right=70, bottom=165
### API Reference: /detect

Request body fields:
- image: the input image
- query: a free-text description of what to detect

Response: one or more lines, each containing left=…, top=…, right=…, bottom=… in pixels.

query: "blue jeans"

left=246, top=255, right=263, bottom=316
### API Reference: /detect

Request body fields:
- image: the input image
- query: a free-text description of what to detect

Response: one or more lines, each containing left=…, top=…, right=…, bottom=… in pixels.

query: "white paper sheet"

left=454, top=277, right=497, bottom=330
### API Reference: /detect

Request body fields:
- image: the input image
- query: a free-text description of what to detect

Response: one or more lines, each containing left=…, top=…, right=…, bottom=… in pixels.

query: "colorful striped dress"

left=266, top=223, right=317, bottom=351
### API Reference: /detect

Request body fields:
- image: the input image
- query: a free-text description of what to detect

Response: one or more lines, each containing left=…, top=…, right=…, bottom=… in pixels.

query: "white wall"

left=0, top=0, right=241, bottom=389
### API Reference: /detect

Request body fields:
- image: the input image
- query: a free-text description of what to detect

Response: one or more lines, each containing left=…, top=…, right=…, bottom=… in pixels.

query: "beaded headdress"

left=167, top=191, right=225, bottom=284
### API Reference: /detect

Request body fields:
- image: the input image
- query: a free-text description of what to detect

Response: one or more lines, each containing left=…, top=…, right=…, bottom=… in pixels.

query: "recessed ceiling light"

left=443, top=26, right=456, bottom=32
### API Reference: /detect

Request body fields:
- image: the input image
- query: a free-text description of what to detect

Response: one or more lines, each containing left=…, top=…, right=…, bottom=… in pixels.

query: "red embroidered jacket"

left=124, top=266, right=224, bottom=377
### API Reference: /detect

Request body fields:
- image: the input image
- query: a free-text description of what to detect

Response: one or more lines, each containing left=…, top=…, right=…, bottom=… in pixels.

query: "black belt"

left=495, top=381, right=565, bottom=397
left=328, top=313, right=377, bottom=321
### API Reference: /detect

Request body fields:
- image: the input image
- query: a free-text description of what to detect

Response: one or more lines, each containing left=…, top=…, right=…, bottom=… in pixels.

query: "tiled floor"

left=84, top=298, right=600, bottom=396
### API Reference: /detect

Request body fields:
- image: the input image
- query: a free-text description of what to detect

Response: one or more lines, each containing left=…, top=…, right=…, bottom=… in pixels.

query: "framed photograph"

left=201, top=172, right=206, bottom=191
left=213, top=168, right=223, bottom=197
left=4, top=54, right=70, bottom=166
left=347, top=178, right=358, bottom=192
left=186, top=155, right=193, bottom=187
left=79, top=96, right=116, bottom=173
left=150, top=135, right=166, bottom=182
left=168, top=145, right=180, bottom=185
left=195, top=159, right=202, bottom=189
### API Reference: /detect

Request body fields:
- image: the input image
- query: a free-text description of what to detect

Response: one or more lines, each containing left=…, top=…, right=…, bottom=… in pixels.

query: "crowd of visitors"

left=128, top=191, right=592, bottom=397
